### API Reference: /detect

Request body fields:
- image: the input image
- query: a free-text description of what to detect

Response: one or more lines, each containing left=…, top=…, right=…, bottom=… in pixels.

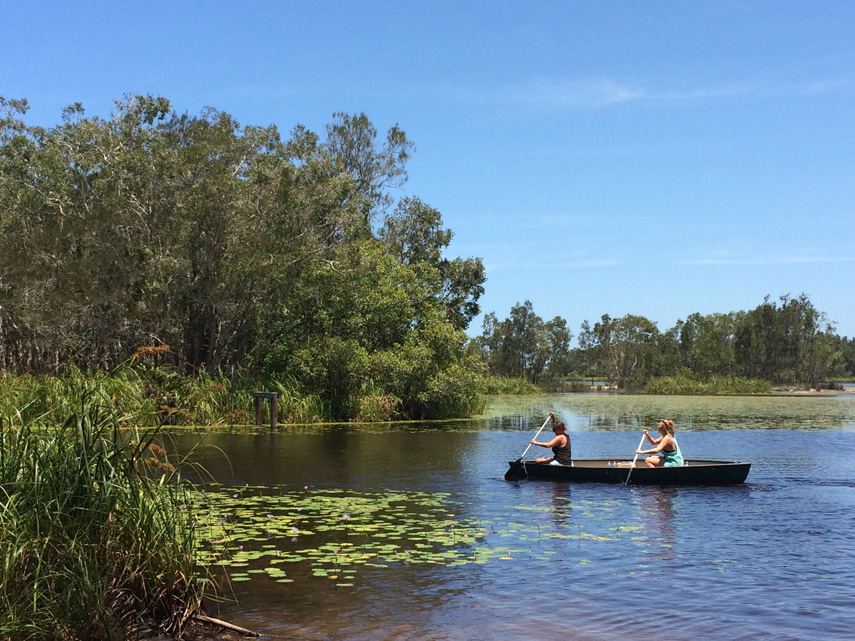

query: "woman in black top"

left=531, top=412, right=572, bottom=466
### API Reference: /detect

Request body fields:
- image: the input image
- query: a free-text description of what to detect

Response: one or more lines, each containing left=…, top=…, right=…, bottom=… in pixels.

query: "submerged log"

left=192, top=614, right=259, bottom=637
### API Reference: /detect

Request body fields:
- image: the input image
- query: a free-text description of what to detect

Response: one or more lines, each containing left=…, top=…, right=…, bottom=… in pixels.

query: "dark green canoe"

left=505, top=459, right=751, bottom=485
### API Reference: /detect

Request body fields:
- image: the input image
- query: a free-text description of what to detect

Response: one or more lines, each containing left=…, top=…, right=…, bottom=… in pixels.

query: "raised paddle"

left=624, top=432, right=647, bottom=485
left=504, top=414, right=554, bottom=481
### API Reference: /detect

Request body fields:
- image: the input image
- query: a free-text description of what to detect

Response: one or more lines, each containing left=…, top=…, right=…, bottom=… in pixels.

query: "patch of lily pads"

left=192, top=485, right=649, bottom=586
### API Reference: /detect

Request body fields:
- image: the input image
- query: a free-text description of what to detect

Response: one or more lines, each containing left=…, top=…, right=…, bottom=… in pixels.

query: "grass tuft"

left=0, top=385, right=207, bottom=640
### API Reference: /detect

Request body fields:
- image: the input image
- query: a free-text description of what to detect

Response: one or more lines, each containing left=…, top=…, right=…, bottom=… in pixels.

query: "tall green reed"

left=0, top=364, right=333, bottom=427
left=0, top=385, right=206, bottom=640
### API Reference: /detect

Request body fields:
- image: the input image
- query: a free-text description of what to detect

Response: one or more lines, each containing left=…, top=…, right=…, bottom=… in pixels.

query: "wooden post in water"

left=252, top=391, right=279, bottom=429
left=254, top=395, right=263, bottom=425
left=270, top=393, right=278, bottom=429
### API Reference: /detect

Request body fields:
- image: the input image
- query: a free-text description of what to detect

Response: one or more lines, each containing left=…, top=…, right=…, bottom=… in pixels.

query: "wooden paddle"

left=624, top=432, right=647, bottom=485
left=504, top=414, right=553, bottom=481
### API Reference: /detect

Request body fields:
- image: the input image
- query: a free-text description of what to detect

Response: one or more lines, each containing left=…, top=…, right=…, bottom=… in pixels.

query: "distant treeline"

left=470, top=295, right=855, bottom=391
left=0, top=95, right=486, bottom=420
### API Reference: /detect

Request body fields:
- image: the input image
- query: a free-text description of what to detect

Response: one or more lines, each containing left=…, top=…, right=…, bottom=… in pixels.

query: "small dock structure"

left=252, top=391, right=280, bottom=428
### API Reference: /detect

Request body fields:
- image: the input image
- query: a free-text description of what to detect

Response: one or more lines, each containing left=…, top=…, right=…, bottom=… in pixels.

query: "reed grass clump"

left=476, top=375, right=541, bottom=396
left=0, top=363, right=335, bottom=427
left=0, top=388, right=206, bottom=640
left=643, top=375, right=773, bottom=395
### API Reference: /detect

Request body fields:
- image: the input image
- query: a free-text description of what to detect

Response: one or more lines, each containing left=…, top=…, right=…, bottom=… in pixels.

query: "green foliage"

left=353, top=386, right=401, bottom=423
left=733, top=294, right=841, bottom=386
left=0, top=388, right=205, bottom=639
left=643, top=375, right=772, bottom=395
left=478, top=293, right=847, bottom=392
left=362, top=322, right=485, bottom=420
left=838, top=336, right=855, bottom=377
left=675, top=312, right=738, bottom=378
left=258, top=238, right=484, bottom=421
left=379, top=197, right=485, bottom=329
left=475, top=301, right=572, bottom=384
left=476, top=376, right=541, bottom=395
left=0, top=96, right=487, bottom=421
left=590, top=313, right=661, bottom=389
left=0, top=362, right=329, bottom=427
left=324, top=111, right=413, bottom=216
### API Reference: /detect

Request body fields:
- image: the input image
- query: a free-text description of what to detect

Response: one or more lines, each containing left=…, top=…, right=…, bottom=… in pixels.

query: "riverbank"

left=772, top=387, right=855, bottom=396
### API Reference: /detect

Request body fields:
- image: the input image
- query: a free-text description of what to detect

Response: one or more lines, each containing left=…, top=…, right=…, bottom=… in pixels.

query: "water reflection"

left=548, top=483, right=572, bottom=527
left=632, top=486, right=678, bottom=560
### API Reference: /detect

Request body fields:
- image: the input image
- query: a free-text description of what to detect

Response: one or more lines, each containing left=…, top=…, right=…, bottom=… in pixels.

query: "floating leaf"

left=193, top=485, right=643, bottom=587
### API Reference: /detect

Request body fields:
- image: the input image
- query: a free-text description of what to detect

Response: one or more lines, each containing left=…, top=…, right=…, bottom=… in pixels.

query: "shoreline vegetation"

left=0, top=385, right=261, bottom=641
left=1, top=95, right=853, bottom=639
left=4, top=97, right=855, bottom=426
left=0, top=374, right=850, bottom=640
left=1, top=368, right=849, bottom=434
left=0, top=389, right=205, bottom=640
left=642, top=375, right=773, bottom=395
left=0, top=362, right=492, bottom=430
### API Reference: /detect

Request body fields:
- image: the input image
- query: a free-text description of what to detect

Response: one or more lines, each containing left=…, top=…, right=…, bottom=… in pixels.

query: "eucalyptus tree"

left=733, top=294, right=839, bottom=385
left=0, top=95, right=486, bottom=419
left=838, top=336, right=855, bottom=378
left=674, top=312, right=738, bottom=379
left=261, top=237, right=479, bottom=419
left=378, top=197, right=485, bottom=329
left=0, top=97, right=35, bottom=370
left=478, top=301, right=571, bottom=384
left=162, top=108, right=370, bottom=371
left=0, top=96, right=377, bottom=375
left=840, top=336, right=855, bottom=378
left=590, top=313, right=660, bottom=388
left=0, top=95, right=181, bottom=371
left=541, top=316, right=573, bottom=381
left=323, top=112, right=413, bottom=219
left=576, top=319, right=599, bottom=381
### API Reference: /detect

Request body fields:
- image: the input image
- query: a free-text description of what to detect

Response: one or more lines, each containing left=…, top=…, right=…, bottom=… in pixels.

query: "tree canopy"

left=0, top=95, right=486, bottom=420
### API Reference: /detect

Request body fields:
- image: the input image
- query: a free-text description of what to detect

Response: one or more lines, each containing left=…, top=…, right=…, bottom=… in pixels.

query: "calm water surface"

left=171, top=394, right=855, bottom=640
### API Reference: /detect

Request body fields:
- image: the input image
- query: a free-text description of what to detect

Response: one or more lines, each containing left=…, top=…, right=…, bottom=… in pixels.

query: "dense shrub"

left=476, top=376, right=541, bottom=396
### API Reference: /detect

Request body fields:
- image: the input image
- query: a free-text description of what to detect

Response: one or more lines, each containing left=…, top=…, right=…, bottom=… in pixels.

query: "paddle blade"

left=504, top=459, right=526, bottom=481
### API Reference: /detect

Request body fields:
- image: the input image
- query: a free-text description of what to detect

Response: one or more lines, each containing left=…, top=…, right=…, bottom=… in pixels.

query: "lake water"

left=170, top=394, right=855, bottom=640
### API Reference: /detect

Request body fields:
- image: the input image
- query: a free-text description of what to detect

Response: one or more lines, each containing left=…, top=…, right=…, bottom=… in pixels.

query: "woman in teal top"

left=636, top=419, right=684, bottom=467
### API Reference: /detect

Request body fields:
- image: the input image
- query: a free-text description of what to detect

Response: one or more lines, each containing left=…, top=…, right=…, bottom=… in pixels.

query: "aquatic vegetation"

left=195, top=488, right=490, bottom=582
left=193, top=486, right=657, bottom=587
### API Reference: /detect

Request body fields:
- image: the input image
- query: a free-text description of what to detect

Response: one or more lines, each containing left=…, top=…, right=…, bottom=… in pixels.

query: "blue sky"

left=4, top=1, right=855, bottom=338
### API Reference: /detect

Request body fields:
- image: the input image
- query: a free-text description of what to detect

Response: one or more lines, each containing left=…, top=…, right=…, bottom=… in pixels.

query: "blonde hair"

left=659, top=419, right=676, bottom=436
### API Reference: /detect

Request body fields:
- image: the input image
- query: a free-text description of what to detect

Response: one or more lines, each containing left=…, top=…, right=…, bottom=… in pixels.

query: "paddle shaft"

left=624, top=433, right=647, bottom=485
left=516, top=414, right=554, bottom=461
